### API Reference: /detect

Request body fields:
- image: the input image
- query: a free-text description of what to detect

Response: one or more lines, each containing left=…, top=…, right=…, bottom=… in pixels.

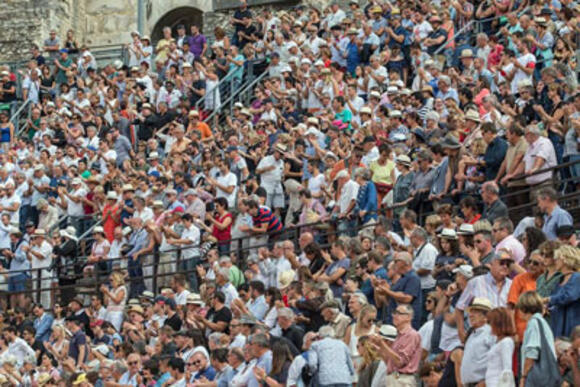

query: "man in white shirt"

left=410, top=227, right=438, bottom=294
left=334, top=170, right=359, bottom=236
left=258, top=242, right=292, bottom=288
left=172, top=273, right=191, bottom=306
left=324, top=2, right=346, bottom=29
left=493, top=217, right=526, bottom=265
left=57, top=177, right=86, bottom=233
left=256, top=144, right=286, bottom=213
left=207, top=160, right=237, bottom=209
left=216, top=267, right=239, bottom=307
left=24, top=229, right=53, bottom=307
left=4, top=326, right=36, bottom=367
left=509, top=39, right=536, bottom=94
left=168, top=214, right=201, bottom=290
left=1, top=182, right=21, bottom=226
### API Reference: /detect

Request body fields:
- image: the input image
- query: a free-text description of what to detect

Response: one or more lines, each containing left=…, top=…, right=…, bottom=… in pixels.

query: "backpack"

left=300, top=352, right=317, bottom=387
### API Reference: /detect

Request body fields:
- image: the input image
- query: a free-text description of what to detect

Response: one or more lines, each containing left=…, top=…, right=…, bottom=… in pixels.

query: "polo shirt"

left=386, top=270, right=422, bottom=329
left=456, top=273, right=512, bottom=311
left=252, top=207, right=282, bottom=233
left=523, top=136, right=556, bottom=185
left=483, top=136, right=508, bottom=180
left=461, top=324, right=496, bottom=384
left=542, top=205, right=573, bottom=240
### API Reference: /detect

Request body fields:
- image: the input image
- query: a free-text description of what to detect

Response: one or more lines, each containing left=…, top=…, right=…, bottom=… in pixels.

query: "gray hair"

left=353, top=167, right=370, bottom=180
left=249, top=333, right=269, bottom=348
left=477, top=33, right=488, bottom=41
left=525, top=125, right=542, bottom=136
left=350, top=293, right=368, bottom=307
left=319, top=325, right=335, bottom=338
left=217, top=267, right=231, bottom=279
left=411, top=227, right=429, bottom=242
left=494, top=217, right=514, bottom=234
left=208, top=332, right=224, bottom=346
left=277, top=307, right=295, bottom=320
left=219, top=256, right=231, bottom=265
left=482, top=181, right=500, bottom=196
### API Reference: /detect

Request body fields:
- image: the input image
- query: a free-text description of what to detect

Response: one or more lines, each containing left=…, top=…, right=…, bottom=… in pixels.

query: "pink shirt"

left=388, top=326, right=422, bottom=374
left=523, top=136, right=556, bottom=185
left=495, top=234, right=526, bottom=264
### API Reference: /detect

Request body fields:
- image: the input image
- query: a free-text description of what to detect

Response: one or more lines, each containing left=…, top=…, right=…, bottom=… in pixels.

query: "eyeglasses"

left=499, top=259, right=513, bottom=267
left=187, top=362, right=195, bottom=366
left=192, top=360, right=202, bottom=365
left=128, top=361, right=139, bottom=365
left=393, top=310, right=410, bottom=315
left=529, top=260, right=543, bottom=266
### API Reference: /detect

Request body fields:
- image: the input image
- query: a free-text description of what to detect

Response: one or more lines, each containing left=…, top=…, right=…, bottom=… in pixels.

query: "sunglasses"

left=529, top=260, right=543, bottom=266
left=192, top=360, right=202, bottom=365
left=128, top=361, right=139, bottom=365
left=499, top=259, right=513, bottom=267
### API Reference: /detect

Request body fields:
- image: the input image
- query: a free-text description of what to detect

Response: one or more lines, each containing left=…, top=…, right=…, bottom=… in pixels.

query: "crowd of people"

left=0, top=0, right=579, bottom=385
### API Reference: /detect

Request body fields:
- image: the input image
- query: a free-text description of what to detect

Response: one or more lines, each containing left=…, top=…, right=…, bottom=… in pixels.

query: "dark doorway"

left=151, top=7, right=204, bottom=44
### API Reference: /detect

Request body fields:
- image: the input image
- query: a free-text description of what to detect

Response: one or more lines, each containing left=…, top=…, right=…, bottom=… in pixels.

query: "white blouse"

left=485, top=337, right=515, bottom=386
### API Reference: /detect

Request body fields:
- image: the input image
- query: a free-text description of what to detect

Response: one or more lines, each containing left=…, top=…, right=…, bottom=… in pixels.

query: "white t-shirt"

left=338, top=180, right=359, bottom=214
left=412, top=242, right=439, bottom=289
left=1, top=193, right=21, bottom=225
left=511, top=53, right=536, bottom=94
left=368, top=65, right=389, bottom=90
left=175, top=289, right=191, bottom=306
left=216, top=172, right=238, bottom=208
left=179, top=224, right=200, bottom=260
left=66, top=187, right=87, bottom=217
left=257, top=155, right=284, bottom=188
left=308, top=173, right=326, bottom=197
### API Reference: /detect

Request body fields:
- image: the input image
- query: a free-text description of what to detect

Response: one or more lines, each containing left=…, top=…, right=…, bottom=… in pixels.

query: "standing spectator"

left=516, top=291, right=559, bottom=387
left=308, top=325, right=355, bottom=386
left=410, top=227, right=438, bottom=318
left=545, top=245, right=580, bottom=337
left=376, top=304, right=422, bottom=386
left=536, top=187, right=573, bottom=240
left=32, top=303, right=54, bottom=343
left=485, top=307, right=515, bottom=386
left=43, top=30, right=60, bottom=58
left=523, top=125, right=557, bottom=200
left=481, top=181, right=508, bottom=224
left=460, top=297, right=495, bottom=386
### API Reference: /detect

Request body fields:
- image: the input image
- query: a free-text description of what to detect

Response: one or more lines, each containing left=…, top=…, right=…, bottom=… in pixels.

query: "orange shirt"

left=195, top=122, right=212, bottom=139
left=507, top=272, right=537, bottom=340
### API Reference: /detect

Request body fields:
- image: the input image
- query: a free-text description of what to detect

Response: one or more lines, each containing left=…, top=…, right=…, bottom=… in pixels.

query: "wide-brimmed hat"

left=440, top=135, right=462, bottom=149
left=438, top=228, right=458, bottom=240
left=122, top=184, right=135, bottom=192
left=460, top=49, right=474, bottom=58
left=32, top=229, right=46, bottom=238
left=186, top=293, right=204, bottom=305
left=378, top=324, right=398, bottom=341
left=279, top=270, right=295, bottom=289
left=452, top=264, right=474, bottom=279
left=274, top=143, right=287, bottom=153
left=93, top=226, right=105, bottom=234
left=468, top=297, right=492, bottom=312
left=319, top=299, right=340, bottom=311
left=457, top=223, right=475, bottom=235
left=106, top=191, right=118, bottom=200
left=128, top=305, right=144, bottom=316
left=464, top=110, right=481, bottom=123
left=395, top=155, right=412, bottom=166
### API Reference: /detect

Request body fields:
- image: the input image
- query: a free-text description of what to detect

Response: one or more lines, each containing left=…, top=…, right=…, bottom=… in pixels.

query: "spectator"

left=308, top=325, right=355, bottom=386
left=480, top=181, right=508, bottom=224
left=536, top=187, right=573, bottom=240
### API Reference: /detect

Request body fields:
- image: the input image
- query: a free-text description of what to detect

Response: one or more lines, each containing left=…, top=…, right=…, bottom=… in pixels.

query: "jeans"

left=337, top=218, right=357, bottom=237
left=128, top=255, right=145, bottom=298
left=180, top=256, right=201, bottom=292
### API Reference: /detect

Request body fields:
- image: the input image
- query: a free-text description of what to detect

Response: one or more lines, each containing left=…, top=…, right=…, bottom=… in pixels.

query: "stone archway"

left=151, top=6, right=204, bottom=43
left=147, top=0, right=215, bottom=43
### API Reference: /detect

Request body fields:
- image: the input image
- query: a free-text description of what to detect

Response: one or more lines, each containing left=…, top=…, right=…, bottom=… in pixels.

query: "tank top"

left=107, top=285, right=127, bottom=312
left=0, top=124, right=11, bottom=143
left=348, top=323, right=377, bottom=357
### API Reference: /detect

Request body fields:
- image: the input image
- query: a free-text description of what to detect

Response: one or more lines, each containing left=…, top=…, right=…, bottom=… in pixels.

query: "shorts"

left=9, top=273, right=28, bottom=292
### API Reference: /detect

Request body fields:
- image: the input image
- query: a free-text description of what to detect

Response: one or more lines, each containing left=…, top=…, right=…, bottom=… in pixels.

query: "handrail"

left=203, top=64, right=270, bottom=124
left=10, top=99, right=31, bottom=138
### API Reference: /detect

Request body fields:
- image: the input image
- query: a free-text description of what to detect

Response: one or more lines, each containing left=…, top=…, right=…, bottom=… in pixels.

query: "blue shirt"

left=248, top=294, right=268, bottom=321
left=548, top=272, right=580, bottom=337
left=33, top=313, right=54, bottom=342
left=309, top=338, right=354, bottom=385
left=248, top=350, right=272, bottom=387
left=345, top=41, right=360, bottom=75
left=155, top=372, right=171, bottom=387
left=356, top=181, right=378, bottom=223
left=361, top=267, right=388, bottom=306
left=386, top=270, right=422, bottom=329
left=542, top=205, right=573, bottom=240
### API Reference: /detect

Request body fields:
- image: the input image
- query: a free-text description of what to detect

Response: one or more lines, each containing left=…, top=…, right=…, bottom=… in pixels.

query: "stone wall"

left=0, top=0, right=73, bottom=63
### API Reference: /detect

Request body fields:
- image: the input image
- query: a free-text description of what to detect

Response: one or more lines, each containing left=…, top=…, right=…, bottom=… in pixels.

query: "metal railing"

left=203, top=63, right=270, bottom=129
left=10, top=99, right=32, bottom=138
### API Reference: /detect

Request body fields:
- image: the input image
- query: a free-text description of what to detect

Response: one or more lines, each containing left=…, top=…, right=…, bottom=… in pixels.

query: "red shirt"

left=212, top=212, right=232, bottom=243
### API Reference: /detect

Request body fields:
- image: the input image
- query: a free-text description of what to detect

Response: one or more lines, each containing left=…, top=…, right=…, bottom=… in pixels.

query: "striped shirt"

left=252, top=206, right=283, bottom=233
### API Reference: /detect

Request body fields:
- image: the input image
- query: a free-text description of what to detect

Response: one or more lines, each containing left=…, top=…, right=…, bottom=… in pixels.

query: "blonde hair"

left=474, top=219, right=492, bottom=232
left=110, top=270, right=125, bottom=287
left=555, top=245, right=580, bottom=271
left=470, top=138, right=488, bottom=156
left=425, top=214, right=442, bottom=231
left=358, top=335, right=380, bottom=369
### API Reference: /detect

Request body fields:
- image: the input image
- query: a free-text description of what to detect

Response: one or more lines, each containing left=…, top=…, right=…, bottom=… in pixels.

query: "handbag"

left=524, top=317, right=561, bottom=387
